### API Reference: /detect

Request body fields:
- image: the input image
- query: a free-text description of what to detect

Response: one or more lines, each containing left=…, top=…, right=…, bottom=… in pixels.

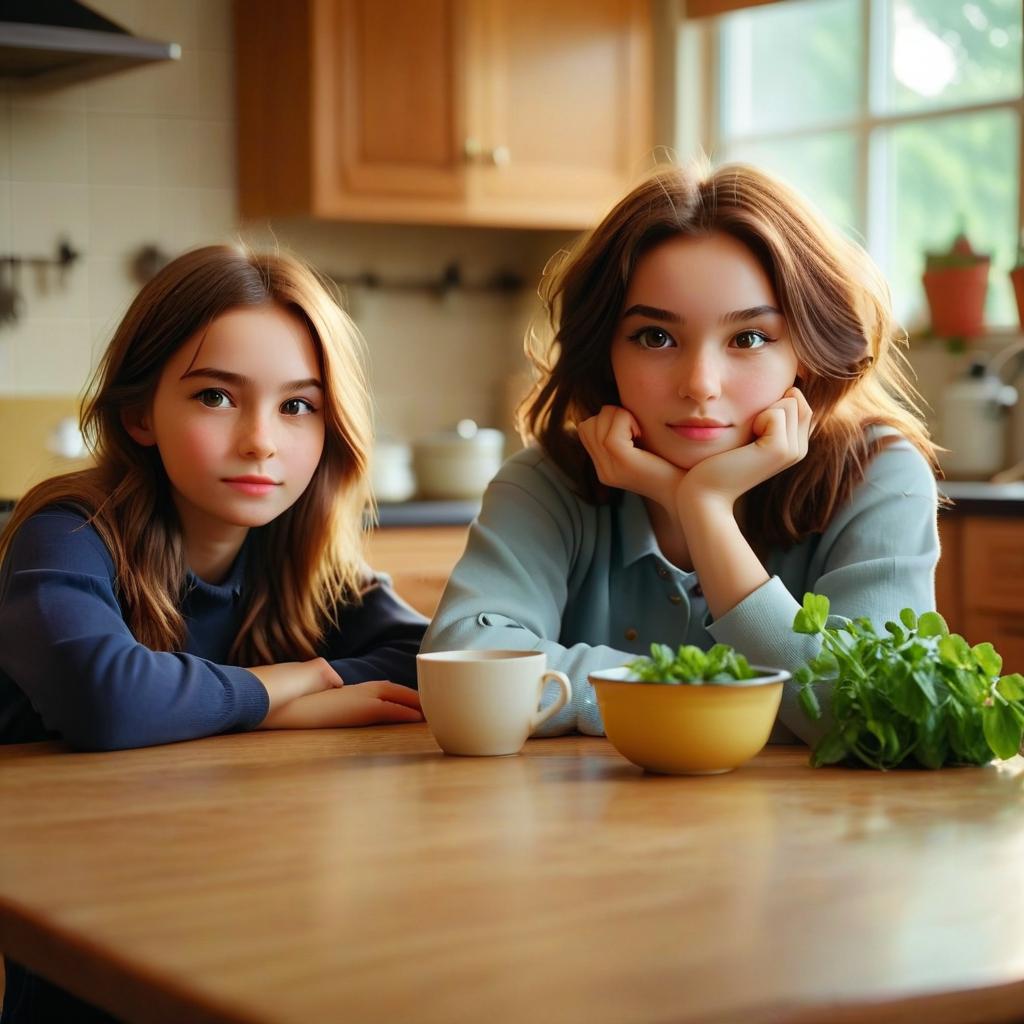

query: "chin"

left=659, top=439, right=735, bottom=471
left=662, top=454, right=698, bottom=471
left=218, top=508, right=283, bottom=529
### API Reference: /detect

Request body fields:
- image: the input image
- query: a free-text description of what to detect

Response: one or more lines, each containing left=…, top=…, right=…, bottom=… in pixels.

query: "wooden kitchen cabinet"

left=235, top=0, right=653, bottom=229
left=961, top=517, right=1024, bottom=674
left=938, top=515, right=1024, bottom=674
left=935, top=516, right=962, bottom=634
left=365, top=525, right=469, bottom=617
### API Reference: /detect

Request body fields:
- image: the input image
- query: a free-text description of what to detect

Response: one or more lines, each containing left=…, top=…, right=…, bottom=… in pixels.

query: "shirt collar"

left=618, top=490, right=699, bottom=583
left=619, top=491, right=663, bottom=567
left=185, top=539, right=249, bottom=600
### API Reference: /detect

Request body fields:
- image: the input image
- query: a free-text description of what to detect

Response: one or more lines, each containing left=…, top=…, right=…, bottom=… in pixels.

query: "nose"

left=238, top=411, right=276, bottom=461
left=676, top=345, right=722, bottom=405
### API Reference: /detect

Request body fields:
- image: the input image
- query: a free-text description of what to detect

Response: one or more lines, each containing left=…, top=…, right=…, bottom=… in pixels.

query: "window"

left=687, top=0, right=1023, bottom=329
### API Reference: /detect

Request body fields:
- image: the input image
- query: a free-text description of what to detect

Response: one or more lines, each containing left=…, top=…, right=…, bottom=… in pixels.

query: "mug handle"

left=531, top=670, right=573, bottom=731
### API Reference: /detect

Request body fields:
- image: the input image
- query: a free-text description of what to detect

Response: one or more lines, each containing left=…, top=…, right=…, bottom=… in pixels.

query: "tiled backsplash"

left=0, top=0, right=236, bottom=397
left=0, top=0, right=563, bottom=497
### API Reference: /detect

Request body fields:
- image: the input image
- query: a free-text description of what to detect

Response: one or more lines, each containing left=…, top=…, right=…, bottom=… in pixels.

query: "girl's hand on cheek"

left=577, top=405, right=686, bottom=512
left=675, top=386, right=813, bottom=511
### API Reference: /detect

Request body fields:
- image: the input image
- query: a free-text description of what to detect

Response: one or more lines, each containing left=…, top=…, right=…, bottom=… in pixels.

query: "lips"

left=222, top=475, right=281, bottom=496
left=668, top=420, right=731, bottom=441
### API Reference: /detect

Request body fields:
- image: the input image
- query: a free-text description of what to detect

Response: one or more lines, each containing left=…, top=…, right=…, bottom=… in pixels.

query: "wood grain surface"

left=2, top=727, right=1023, bottom=1024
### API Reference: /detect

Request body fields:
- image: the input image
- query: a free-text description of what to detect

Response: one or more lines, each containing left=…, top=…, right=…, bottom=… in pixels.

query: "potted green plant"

left=922, top=229, right=990, bottom=339
left=1009, top=230, right=1024, bottom=329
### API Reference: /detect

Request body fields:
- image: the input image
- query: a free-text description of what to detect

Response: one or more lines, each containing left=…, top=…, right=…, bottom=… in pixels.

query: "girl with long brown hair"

left=422, top=161, right=940, bottom=743
left=0, top=244, right=425, bottom=753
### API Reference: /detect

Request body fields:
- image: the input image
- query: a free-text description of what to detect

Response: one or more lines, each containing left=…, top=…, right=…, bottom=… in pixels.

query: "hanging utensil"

left=0, top=259, right=22, bottom=325
left=0, top=241, right=82, bottom=327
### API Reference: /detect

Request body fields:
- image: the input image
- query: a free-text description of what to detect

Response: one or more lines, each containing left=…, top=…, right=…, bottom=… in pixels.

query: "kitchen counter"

left=939, top=481, right=1024, bottom=517
left=374, top=498, right=481, bottom=527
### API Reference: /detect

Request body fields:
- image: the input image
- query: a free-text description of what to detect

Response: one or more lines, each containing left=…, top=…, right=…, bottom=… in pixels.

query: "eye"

left=194, top=388, right=232, bottom=408
left=628, top=326, right=676, bottom=350
left=731, top=330, right=772, bottom=351
left=281, top=397, right=317, bottom=416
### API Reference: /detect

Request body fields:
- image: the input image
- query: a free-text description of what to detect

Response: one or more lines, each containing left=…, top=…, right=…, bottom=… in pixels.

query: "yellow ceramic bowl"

left=589, top=666, right=788, bottom=775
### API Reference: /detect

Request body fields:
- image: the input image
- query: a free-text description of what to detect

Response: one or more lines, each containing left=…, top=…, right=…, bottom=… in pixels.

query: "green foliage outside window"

left=715, top=0, right=1022, bottom=329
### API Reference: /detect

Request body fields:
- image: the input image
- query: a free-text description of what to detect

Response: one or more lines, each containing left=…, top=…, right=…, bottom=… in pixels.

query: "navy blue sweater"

left=0, top=508, right=427, bottom=750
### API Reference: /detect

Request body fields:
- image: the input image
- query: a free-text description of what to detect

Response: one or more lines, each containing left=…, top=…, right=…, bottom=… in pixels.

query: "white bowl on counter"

left=413, top=420, right=505, bottom=500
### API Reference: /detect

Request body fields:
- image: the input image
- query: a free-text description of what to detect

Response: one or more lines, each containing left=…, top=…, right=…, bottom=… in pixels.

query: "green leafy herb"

left=793, top=593, right=1024, bottom=770
left=625, top=643, right=757, bottom=685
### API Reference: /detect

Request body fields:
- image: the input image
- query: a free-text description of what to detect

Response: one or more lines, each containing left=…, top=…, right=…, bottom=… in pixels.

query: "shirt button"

left=669, top=594, right=682, bottom=605
left=692, top=583, right=704, bottom=598
left=656, top=566, right=669, bottom=579
left=625, top=628, right=638, bottom=641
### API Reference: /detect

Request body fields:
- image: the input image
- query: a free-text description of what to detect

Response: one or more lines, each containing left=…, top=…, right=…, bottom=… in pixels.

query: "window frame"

left=679, top=0, right=1024, bottom=328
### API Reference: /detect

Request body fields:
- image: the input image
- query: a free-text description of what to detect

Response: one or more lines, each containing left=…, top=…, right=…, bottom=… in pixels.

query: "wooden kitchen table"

left=2, top=726, right=1023, bottom=1024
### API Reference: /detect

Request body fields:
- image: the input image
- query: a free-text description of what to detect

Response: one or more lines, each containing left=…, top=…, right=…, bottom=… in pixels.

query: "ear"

left=121, top=404, right=157, bottom=447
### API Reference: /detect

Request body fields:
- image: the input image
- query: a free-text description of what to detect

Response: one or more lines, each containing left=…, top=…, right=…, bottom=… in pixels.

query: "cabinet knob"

left=463, top=137, right=484, bottom=161
left=489, top=145, right=511, bottom=167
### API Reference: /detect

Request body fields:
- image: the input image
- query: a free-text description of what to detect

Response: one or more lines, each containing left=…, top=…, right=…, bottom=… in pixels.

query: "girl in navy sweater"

left=0, top=245, right=427, bottom=1022
left=0, top=244, right=426, bottom=751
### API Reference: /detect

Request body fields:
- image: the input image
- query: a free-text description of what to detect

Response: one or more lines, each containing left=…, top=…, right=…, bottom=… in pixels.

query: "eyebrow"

left=621, top=303, right=783, bottom=325
left=721, top=304, right=783, bottom=324
left=179, top=367, right=323, bottom=391
left=621, top=304, right=682, bottom=324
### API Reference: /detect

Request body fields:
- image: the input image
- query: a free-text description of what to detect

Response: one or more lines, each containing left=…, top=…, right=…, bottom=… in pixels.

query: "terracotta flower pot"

left=922, top=261, right=989, bottom=338
left=1010, top=266, right=1024, bottom=328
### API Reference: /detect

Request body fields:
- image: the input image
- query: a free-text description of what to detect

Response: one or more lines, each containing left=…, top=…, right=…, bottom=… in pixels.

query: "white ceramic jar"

left=413, top=420, right=505, bottom=499
left=941, top=361, right=1018, bottom=479
left=371, top=440, right=417, bottom=503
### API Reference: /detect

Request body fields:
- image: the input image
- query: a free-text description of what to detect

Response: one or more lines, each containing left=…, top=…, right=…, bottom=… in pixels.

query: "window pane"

left=882, top=0, right=1023, bottom=114
left=719, top=132, right=859, bottom=236
left=719, top=0, right=862, bottom=137
left=886, top=109, right=1019, bottom=328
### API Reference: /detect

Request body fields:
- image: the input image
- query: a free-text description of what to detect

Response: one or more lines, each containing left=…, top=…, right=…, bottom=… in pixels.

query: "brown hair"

left=521, top=160, right=940, bottom=548
left=0, top=244, right=374, bottom=664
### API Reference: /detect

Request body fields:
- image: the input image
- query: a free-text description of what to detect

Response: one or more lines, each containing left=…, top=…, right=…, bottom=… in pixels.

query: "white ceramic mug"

left=416, top=650, right=572, bottom=756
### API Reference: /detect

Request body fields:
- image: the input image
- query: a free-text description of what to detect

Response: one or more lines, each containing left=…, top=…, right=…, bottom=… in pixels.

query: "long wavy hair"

left=0, top=244, right=374, bottom=664
left=521, top=161, right=940, bottom=549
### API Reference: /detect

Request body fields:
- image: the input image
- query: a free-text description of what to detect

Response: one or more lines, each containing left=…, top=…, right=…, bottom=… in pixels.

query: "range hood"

left=0, top=0, right=179, bottom=87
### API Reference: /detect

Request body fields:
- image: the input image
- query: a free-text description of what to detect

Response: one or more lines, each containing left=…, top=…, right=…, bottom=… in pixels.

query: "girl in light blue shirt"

left=423, top=162, right=941, bottom=743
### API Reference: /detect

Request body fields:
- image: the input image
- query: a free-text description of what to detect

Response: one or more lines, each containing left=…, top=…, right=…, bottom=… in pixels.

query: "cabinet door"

left=935, top=516, right=962, bottom=634
left=315, top=0, right=467, bottom=206
left=962, top=518, right=1024, bottom=616
left=239, top=0, right=654, bottom=227
left=465, top=0, right=652, bottom=226
left=964, top=612, right=1024, bottom=675
left=960, top=517, right=1024, bottom=674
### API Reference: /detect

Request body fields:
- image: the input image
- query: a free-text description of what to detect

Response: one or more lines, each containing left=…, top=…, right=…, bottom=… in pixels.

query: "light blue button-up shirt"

left=422, top=433, right=940, bottom=744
